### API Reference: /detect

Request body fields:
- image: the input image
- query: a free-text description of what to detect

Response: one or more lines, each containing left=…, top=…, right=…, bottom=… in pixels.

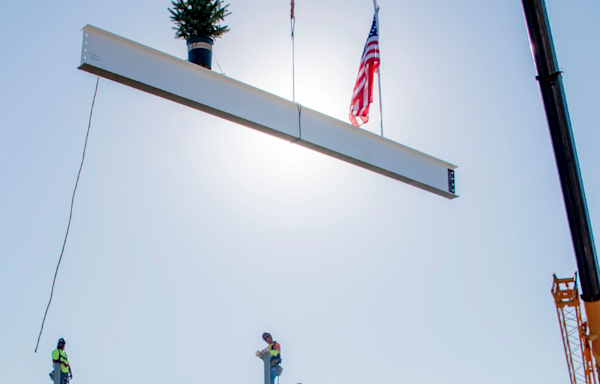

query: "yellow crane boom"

left=552, top=274, right=597, bottom=384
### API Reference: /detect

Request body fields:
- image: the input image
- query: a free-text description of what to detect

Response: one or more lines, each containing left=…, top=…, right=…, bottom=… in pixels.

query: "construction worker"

left=256, top=332, right=282, bottom=384
left=51, top=338, right=72, bottom=384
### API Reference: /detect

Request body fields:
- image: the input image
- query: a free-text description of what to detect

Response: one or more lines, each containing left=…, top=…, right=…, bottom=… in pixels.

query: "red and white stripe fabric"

left=349, top=14, right=380, bottom=127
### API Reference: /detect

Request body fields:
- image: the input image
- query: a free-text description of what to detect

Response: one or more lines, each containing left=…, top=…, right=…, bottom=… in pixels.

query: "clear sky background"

left=1, top=1, right=599, bottom=383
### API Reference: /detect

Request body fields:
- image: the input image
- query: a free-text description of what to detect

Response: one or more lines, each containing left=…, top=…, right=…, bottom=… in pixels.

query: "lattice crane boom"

left=552, top=274, right=597, bottom=384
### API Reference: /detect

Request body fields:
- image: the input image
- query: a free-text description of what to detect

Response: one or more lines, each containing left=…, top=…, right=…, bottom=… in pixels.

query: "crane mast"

left=521, top=1, right=600, bottom=380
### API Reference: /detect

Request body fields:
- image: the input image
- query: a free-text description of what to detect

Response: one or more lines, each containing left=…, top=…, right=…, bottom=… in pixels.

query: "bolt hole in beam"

left=78, top=25, right=458, bottom=199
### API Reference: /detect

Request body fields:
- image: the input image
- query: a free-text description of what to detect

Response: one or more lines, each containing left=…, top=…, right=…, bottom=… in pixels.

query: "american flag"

left=349, top=13, right=380, bottom=127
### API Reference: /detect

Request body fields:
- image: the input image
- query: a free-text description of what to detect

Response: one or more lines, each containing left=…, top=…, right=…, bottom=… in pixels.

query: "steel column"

left=264, top=350, right=271, bottom=384
left=53, top=362, right=62, bottom=384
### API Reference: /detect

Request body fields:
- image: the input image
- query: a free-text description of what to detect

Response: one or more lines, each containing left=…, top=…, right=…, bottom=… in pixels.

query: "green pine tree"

left=169, top=0, right=231, bottom=41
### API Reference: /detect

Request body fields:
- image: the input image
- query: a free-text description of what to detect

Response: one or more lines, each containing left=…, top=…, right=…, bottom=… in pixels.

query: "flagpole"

left=374, top=0, right=384, bottom=137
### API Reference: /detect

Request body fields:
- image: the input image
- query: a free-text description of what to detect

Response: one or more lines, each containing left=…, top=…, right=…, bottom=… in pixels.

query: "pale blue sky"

left=1, top=1, right=599, bottom=384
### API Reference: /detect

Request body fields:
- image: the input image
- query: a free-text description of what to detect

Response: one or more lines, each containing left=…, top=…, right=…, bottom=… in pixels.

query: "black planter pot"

left=187, top=36, right=214, bottom=69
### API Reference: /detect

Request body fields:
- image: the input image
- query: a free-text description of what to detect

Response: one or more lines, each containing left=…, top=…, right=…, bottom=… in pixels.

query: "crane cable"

left=289, top=1, right=302, bottom=143
left=291, top=0, right=296, bottom=102
left=34, top=77, right=100, bottom=353
left=373, top=0, right=384, bottom=136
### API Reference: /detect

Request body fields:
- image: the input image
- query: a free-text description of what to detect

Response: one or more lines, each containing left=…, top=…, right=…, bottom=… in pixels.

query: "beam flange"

left=78, top=25, right=458, bottom=199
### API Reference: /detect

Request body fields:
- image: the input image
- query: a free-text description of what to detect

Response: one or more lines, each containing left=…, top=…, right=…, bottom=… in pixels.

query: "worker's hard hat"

left=57, top=338, right=66, bottom=344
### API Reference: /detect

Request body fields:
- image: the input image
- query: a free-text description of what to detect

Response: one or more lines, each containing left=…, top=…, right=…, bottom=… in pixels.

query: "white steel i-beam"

left=78, top=25, right=458, bottom=199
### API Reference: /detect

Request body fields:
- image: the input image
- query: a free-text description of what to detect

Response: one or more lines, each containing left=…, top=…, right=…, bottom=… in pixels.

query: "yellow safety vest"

left=52, top=349, right=70, bottom=373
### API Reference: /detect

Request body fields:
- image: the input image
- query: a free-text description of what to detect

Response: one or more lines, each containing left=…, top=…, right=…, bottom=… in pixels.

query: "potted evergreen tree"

left=169, top=0, right=231, bottom=69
